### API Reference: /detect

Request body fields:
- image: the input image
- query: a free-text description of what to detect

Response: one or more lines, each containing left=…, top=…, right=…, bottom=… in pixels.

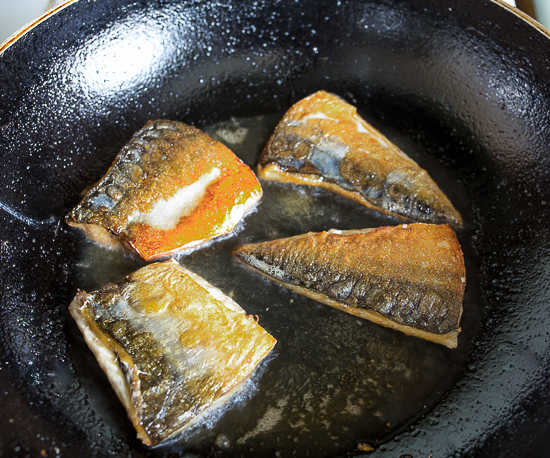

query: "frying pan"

left=2, top=0, right=550, bottom=456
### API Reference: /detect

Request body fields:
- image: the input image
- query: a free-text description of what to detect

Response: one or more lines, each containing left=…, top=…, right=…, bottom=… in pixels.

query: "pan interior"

left=68, top=113, right=477, bottom=457
left=2, top=0, right=550, bottom=457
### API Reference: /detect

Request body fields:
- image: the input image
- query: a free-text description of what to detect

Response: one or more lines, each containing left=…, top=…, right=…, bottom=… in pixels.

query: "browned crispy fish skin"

left=66, top=119, right=262, bottom=261
left=234, top=224, right=465, bottom=348
left=258, top=91, right=462, bottom=225
left=69, top=259, right=276, bottom=446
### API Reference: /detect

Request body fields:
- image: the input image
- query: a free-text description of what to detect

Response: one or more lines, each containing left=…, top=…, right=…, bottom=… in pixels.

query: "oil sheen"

left=72, top=113, right=476, bottom=457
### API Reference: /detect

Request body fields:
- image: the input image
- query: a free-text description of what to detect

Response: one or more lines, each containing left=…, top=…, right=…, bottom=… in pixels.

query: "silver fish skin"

left=258, top=91, right=462, bottom=225
left=69, top=259, right=276, bottom=446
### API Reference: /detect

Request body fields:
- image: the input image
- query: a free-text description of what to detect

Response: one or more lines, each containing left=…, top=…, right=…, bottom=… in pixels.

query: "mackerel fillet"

left=258, top=91, right=461, bottom=225
left=69, top=259, right=276, bottom=445
left=234, top=224, right=465, bottom=348
left=66, top=120, right=262, bottom=260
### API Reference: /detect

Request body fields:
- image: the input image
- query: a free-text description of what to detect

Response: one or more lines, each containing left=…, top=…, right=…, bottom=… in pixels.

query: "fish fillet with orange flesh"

left=69, top=259, right=276, bottom=446
left=258, top=91, right=462, bottom=225
left=234, top=224, right=465, bottom=348
left=66, top=119, right=262, bottom=261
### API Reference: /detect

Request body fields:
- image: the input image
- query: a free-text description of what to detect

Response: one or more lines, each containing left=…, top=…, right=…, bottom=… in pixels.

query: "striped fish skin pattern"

left=258, top=91, right=462, bottom=225
left=66, top=119, right=262, bottom=260
left=69, top=259, right=276, bottom=446
left=235, top=224, right=465, bottom=347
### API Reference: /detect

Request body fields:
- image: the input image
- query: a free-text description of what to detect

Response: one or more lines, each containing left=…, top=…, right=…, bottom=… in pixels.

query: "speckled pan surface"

left=1, top=0, right=550, bottom=456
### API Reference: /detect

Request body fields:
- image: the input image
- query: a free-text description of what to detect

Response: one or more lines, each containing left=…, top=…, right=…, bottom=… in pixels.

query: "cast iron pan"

left=2, top=0, right=550, bottom=456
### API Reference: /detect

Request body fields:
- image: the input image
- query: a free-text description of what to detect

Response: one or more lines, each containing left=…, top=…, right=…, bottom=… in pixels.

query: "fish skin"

left=234, top=224, right=465, bottom=348
left=66, top=119, right=262, bottom=261
left=258, top=91, right=462, bottom=225
left=69, top=259, right=276, bottom=446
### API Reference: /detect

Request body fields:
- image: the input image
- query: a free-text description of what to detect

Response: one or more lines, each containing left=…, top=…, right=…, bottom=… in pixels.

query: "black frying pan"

left=2, top=0, right=550, bottom=456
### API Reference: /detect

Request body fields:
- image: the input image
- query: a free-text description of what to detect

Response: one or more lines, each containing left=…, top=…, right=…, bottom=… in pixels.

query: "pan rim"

left=1, top=0, right=550, bottom=57
left=491, top=0, right=550, bottom=36
left=0, top=0, right=79, bottom=55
